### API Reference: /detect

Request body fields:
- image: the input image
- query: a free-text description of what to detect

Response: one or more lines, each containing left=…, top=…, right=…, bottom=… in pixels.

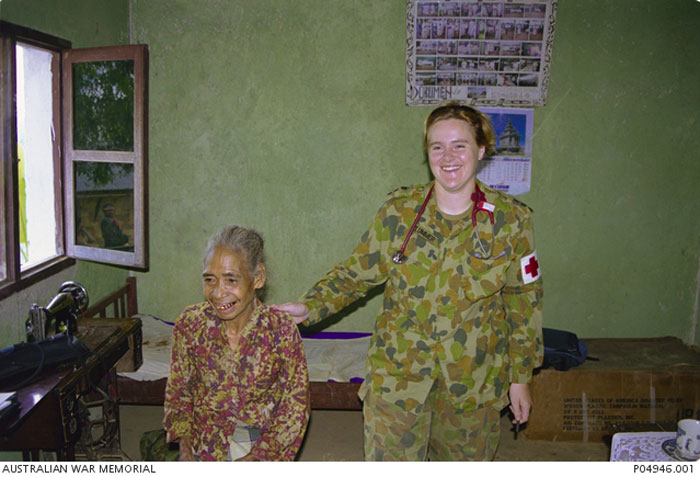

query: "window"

left=17, top=41, right=65, bottom=270
left=0, top=22, right=148, bottom=298
left=63, top=45, right=149, bottom=269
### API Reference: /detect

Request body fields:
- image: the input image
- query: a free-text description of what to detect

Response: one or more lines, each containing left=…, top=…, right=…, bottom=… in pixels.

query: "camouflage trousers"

left=362, top=377, right=501, bottom=461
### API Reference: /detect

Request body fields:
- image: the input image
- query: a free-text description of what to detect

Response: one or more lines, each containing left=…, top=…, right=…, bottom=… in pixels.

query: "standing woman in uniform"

left=276, top=102, right=543, bottom=461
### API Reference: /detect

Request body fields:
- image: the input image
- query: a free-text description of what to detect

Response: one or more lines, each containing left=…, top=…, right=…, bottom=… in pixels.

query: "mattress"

left=119, top=314, right=370, bottom=383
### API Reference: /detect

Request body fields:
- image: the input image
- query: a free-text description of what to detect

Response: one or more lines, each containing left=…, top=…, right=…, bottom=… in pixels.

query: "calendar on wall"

left=478, top=107, right=533, bottom=195
left=406, top=0, right=557, bottom=107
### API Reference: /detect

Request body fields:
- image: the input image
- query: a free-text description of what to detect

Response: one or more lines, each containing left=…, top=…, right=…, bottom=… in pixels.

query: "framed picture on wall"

left=406, top=0, right=557, bottom=107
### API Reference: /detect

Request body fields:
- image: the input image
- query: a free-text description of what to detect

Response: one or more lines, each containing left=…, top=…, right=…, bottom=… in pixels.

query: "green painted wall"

left=130, top=0, right=426, bottom=334
left=531, top=1, right=700, bottom=344
left=1, top=0, right=129, bottom=47
left=129, top=0, right=700, bottom=345
left=1, top=0, right=699, bottom=348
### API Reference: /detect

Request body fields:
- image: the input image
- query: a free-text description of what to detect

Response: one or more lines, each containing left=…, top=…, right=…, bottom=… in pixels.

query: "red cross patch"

left=520, top=251, right=540, bottom=285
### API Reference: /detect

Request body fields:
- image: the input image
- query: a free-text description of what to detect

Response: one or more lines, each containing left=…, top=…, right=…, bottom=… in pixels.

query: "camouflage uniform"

left=301, top=180, right=543, bottom=460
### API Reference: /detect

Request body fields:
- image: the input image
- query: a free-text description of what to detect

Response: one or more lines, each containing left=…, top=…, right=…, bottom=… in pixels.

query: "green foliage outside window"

left=73, top=60, right=134, bottom=152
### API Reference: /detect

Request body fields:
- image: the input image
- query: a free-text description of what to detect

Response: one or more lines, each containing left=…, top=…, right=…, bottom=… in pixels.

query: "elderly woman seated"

left=163, top=225, right=310, bottom=461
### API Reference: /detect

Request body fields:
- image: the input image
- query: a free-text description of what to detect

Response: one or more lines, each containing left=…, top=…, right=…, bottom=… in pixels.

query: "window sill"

left=0, top=256, right=76, bottom=300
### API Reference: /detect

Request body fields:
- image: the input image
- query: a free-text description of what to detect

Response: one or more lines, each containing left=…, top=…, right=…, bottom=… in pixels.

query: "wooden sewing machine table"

left=0, top=318, right=142, bottom=460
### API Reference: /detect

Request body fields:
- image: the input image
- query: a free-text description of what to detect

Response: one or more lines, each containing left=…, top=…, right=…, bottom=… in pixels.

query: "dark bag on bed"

left=0, top=334, right=90, bottom=391
left=541, top=328, right=591, bottom=371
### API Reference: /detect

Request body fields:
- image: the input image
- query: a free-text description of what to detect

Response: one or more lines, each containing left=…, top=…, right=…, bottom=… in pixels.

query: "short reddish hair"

left=423, top=101, right=496, bottom=156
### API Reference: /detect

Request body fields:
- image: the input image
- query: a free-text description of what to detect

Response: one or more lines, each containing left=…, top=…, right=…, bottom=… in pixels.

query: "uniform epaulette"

left=387, top=184, right=426, bottom=199
left=387, top=185, right=410, bottom=196
left=480, top=181, right=534, bottom=213
left=512, top=197, right=534, bottom=213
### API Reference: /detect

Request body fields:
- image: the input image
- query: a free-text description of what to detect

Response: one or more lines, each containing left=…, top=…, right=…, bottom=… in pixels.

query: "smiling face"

left=427, top=118, right=486, bottom=197
left=202, top=245, right=266, bottom=324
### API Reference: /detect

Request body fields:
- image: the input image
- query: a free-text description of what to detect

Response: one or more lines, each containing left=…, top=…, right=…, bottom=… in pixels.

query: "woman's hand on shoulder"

left=270, top=302, right=310, bottom=325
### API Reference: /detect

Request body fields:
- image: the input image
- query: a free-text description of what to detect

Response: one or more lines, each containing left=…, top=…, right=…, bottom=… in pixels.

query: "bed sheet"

left=119, top=315, right=370, bottom=383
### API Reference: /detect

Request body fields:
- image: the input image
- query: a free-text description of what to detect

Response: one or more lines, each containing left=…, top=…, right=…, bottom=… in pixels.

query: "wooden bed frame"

left=82, top=277, right=139, bottom=320
left=81, top=277, right=362, bottom=410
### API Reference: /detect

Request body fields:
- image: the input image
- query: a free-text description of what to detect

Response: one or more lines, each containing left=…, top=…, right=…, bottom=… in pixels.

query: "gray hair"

left=202, top=225, right=265, bottom=275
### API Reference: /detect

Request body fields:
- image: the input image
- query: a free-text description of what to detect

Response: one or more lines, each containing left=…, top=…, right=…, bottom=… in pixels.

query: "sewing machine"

left=25, top=282, right=89, bottom=340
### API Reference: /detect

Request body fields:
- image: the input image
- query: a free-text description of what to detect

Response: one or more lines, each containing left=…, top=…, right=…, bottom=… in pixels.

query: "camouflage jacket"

left=302, top=180, right=543, bottom=412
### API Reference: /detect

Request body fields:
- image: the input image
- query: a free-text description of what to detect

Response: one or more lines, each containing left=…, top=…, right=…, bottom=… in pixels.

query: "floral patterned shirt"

left=163, top=300, right=310, bottom=461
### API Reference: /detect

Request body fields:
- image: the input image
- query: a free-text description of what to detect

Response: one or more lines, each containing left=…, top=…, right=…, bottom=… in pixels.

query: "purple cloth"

left=301, top=331, right=372, bottom=340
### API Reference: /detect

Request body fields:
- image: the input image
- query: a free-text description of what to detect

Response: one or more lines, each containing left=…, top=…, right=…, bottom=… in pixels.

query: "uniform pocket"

left=461, top=252, right=509, bottom=301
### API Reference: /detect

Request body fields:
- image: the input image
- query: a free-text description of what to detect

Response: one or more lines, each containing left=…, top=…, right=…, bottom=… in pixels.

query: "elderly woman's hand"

left=178, top=436, right=195, bottom=461
left=271, top=302, right=310, bottom=325
left=236, top=452, right=259, bottom=461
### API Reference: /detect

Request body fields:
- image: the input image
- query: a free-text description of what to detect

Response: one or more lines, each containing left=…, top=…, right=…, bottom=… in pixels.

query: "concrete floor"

left=118, top=405, right=611, bottom=461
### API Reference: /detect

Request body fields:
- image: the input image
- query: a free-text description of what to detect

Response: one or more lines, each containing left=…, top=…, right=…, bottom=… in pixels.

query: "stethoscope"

left=391, top=182, right=495, bottom=264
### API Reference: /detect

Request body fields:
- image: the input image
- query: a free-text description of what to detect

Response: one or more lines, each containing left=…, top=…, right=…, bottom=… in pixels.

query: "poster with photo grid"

left=406, top=0, right=557, bottom=107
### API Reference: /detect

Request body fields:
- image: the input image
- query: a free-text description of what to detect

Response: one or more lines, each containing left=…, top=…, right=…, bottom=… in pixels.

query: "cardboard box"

left=524, top=337, right=700, bottom=442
